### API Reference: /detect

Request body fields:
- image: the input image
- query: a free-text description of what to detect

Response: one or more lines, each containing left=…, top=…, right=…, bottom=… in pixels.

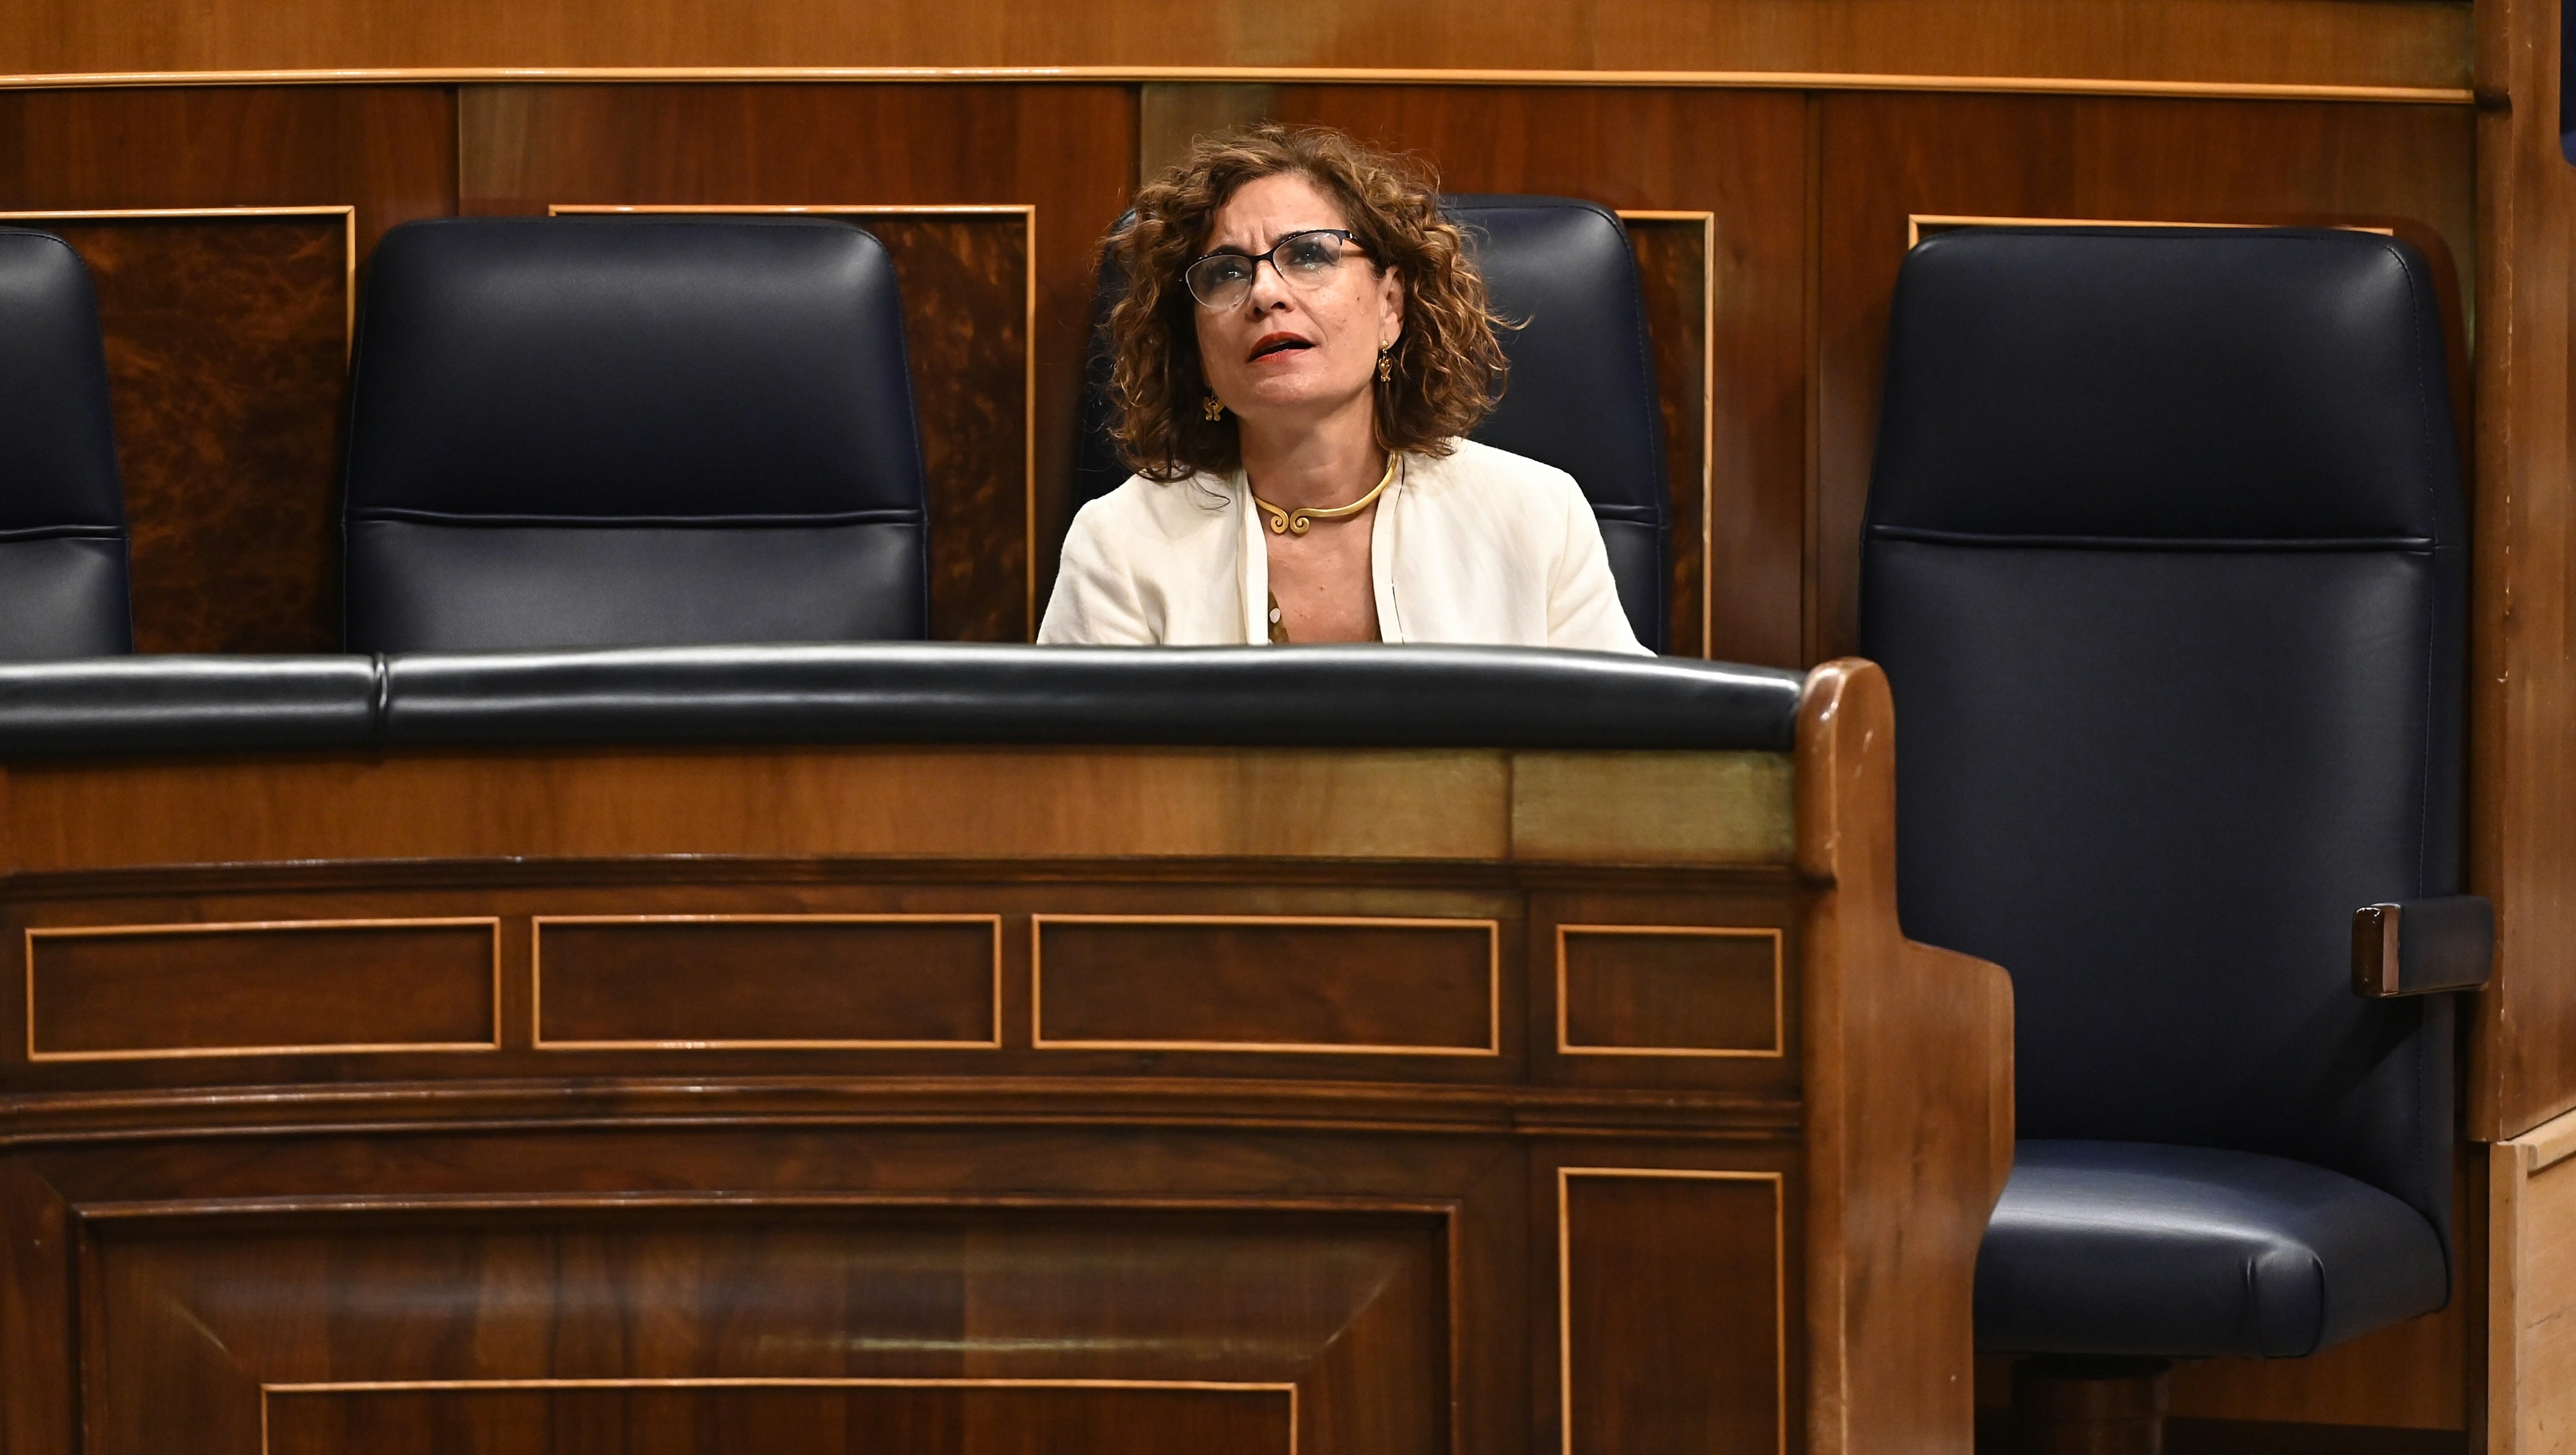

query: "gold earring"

left=1376, top=342, right=1393, bottom=383
left=1203, top=393, right=1225, bottom=422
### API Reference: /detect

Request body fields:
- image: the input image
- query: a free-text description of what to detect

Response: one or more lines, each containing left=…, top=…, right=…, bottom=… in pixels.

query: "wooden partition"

left=0, top=662, right=2013, bottom=1455
left=5, top=1, right=2574, bottom=1448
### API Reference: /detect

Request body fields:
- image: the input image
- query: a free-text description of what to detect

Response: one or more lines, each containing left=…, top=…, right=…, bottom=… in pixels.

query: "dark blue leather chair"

left=1860, top=227, right=2488, bottom=1446
left=342, top=217, right=930, bottom=653
left=0, top=227, right=133, bottom=657
left=1075, top=195, right=1669, bottom=650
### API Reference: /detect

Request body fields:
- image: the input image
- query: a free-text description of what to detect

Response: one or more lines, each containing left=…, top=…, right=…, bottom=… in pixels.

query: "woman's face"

left=1191, top=171, right=1405, bottom=438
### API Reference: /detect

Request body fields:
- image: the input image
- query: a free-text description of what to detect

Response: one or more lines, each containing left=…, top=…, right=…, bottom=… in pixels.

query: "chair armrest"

left=2352, top=896, right=2493, bottom=998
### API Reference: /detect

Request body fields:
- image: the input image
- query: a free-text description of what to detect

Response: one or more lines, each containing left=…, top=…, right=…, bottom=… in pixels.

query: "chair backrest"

left=0, top=228, right=132, bottom=658
left=342, top=216, right=929, bottom=653
left=1859, top=227, right=2466, bottom=1244
left=1074, top=195, right=1669, bottom=650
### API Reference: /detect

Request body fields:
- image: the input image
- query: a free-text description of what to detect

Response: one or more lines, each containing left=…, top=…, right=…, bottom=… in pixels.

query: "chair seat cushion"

left=1976, top=1140, right=2447, bottom=1358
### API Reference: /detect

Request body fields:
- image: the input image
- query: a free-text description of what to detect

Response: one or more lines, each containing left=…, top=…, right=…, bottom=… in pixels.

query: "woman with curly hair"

left=1038, top=123, right=1646, bottom=651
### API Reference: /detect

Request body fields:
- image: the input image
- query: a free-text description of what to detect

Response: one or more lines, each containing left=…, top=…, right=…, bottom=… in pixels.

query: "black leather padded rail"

left=1861, top=228, right=2467, bottom=1359
left=342, top=216, right=930, bottom=654
left=378, top=643, right=1797, bottom=750
left=0, top=656, right=378, bottom=756
left=0, top=647, right=1800, bottom=758
left=0, top=228, right=133, bottom=658
left=1074, top=196, right=1669, bottom=650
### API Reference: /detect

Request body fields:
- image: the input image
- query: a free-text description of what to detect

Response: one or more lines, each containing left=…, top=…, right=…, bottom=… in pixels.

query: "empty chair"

left=0, top=228, right=132, bottom=657
left=1860, top=227, right=2483, bottom=1448
left=342, top=216, right=929, bottom=654
left=1076, top=195, right=1668, bottom=650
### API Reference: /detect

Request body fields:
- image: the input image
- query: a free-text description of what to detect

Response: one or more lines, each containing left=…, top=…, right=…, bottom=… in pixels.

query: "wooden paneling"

left=2488, top=1110, right=2576, bottom=1454
left=2467, top=0, right=2576, bottom=1145
left=264, top=1383, right=1297, bottom=1455
left=458, top=82, right=1136, bottom=632
left=532, top=915, right=1003, bottom=1050
left=25, top=918, right=498, bottom=1059
left=1813, top=91, right=2477, bottom=661
left=1265, top=86, right=1810, bottom=668
left=1556, top=925, right=1781, bottom=1057
left=83, top=1205, right=1441, bottom=1455
left=1033, top=915, right=1499, bottom=1054
left=15, top=212, right=349, bottom=653
left=1620, top=212, right=1711, bottom=656
left=1558, top=1167, right=1787, bottom=1455
left=0, top=0, right=2471, bottom=92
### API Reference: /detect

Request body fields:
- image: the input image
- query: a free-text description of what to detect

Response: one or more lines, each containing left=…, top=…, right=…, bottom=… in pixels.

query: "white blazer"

left=1038, top=438, right=1649, bottom=653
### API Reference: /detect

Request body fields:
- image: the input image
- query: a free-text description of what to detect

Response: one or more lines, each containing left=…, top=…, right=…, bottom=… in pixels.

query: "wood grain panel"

left=555, top=204, right=1033, bottom=642
left=84, top=1205, right=1444, bottom=1455
left=10, top=212, right=349, bottom=654
left=3, top=747, right=1516, bottom=872
left=1033, top=915, right=1498, bottom=1054
left=1559, top=1168, right=1785, bottom=1455
left=2467, top=0, right=2576, bottom=1147
left=263, top=1382, right=1295, bottom=1455
left=25, top=919, right=498, bottom=1060
left=1557, top=926, right=1781, bottom=1057
left=0, top=0, right=2471, bottom=91
left=1510, top=750, right=1796, bottom=864
left=1620, top=212, right=1710, bottom=657
left=1264, top=86, right=1809, bottom=668
left=532, top=915, right=1002, bottom=1050
left=1813, top=91, right=2476, bottom=661
left=459, top=83, right=1136, bottom=627
left=2490, top=1112, right=2576, bottom=1455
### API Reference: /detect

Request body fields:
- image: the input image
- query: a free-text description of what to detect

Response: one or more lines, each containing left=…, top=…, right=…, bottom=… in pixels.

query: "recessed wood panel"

left=263, top=1381, right=1294, bottom=1455
left=533, top=915, right=1002, bottom=1049
left=1560, top=1168, right=1785, bottom=1455
left=84, top=1207, right=1445, bottom=1455
left=13, top=212, right=350, bottom=654
left=1621, top=212, right=1711, bottom=657
left=26, top=919, right=499, bottom=1061
left=1557, top=926, right=1781, bottom=1057
left=1033, top=915, right=1499, bottom=1054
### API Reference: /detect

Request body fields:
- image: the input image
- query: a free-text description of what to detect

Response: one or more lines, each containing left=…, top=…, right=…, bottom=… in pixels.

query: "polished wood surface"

left=1556, top=925, right=1783, bottom=1056
left=0, top=671, right=2007, bottom=1455
left=2488, top=1108, right=2576, bottom=1455
left=0, top=0, right=2472, bottom=91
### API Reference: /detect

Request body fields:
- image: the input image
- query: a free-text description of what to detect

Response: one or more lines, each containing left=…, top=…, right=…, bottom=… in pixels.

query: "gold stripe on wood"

left=1554, top=923, right=1784, bottom=1058
left=1558, top=1166, right=1789, bottom=1455
left=0, top=68, right=2480, bottom=105
left=551, top=202, right=1040, bottom=636
left=1030, top=913, right=1503, bottom=1055
left=529, top=913, right=1006, bottom=1051
left=24, top=918, right=503, bottom=1062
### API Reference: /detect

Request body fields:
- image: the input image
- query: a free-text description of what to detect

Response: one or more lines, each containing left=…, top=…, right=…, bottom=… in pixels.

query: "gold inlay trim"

left=552, top=202, right=1041, bottom=638
left=1558, top=1166, right=1788, bottom=1455
left=1032, top=913, right=1503, bottom=1055
left=261, top=1378, right=1297, bottom=1455
left=531, top=912, right=1005, bottom=1050
left=0, top=204, right=359, bottom=354
left=24, top=917, right=502, bottom=1062
left=0, top=67, right=2478, bottom=106
left=1554, top=923, right=1785, bottom=1058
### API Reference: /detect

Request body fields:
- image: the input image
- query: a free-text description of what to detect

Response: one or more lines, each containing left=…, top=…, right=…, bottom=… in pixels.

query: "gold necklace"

left=1251, top=454, right=1398, bottom=536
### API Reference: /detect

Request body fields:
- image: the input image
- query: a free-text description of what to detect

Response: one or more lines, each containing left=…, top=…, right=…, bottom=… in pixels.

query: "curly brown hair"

left=1104, top=123, right=1509, bottom=480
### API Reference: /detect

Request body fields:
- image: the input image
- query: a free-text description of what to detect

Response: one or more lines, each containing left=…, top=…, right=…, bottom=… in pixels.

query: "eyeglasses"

left=1183, top=229, right=1366, bottom=310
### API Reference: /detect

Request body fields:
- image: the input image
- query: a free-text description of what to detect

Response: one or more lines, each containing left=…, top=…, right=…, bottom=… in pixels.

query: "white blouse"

left=1038, top=438, right=1649, bottom=653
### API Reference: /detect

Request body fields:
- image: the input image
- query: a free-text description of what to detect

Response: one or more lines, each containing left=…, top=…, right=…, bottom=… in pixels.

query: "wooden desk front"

left=0, top=661, right=2009, bottom=1455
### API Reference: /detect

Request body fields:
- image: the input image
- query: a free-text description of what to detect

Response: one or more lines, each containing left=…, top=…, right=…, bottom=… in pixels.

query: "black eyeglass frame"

left=1182, top=229, right=1370, bottom=310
